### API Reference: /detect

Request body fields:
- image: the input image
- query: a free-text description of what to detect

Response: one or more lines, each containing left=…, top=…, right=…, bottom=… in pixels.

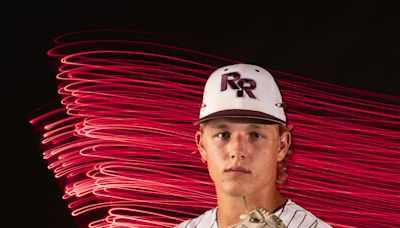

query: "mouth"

left=225, top=166, right=251, bottom=174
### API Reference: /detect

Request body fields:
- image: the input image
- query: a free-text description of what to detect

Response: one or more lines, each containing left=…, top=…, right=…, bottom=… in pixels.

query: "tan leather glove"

left=228, top=208, right=286, bottom=228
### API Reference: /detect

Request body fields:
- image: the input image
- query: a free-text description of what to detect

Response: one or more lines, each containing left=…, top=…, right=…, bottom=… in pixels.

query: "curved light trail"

left=30, top=30, right=400, bottom=228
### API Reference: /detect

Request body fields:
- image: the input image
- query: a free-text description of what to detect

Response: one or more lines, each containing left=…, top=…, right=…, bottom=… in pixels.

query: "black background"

left=9, top=1, right=399, bottom=227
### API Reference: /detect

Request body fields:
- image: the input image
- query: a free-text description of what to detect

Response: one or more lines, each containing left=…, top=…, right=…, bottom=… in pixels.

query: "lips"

left=225, top=166, right=250, bottom=173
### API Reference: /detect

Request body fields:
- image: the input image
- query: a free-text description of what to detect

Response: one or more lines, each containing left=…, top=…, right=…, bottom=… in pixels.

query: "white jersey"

left=176, top=199, right=332, bottom=228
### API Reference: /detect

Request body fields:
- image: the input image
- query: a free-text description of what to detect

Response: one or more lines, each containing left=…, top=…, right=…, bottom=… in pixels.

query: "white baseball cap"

left=194, top=63, right=286, bottom=125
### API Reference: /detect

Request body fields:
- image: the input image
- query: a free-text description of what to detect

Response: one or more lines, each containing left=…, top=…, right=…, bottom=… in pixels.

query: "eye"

left=216, top=132, right=230, bottom=140
left=249, top=132, right=264, bottom=140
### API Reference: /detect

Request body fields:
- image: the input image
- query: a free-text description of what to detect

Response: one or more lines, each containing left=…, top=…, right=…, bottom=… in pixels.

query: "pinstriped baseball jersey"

left=176, top=199, right=332, bottom=228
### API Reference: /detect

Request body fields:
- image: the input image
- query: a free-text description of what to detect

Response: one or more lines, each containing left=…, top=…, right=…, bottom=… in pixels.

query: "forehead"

left=202, top=118, right=277, bottom=130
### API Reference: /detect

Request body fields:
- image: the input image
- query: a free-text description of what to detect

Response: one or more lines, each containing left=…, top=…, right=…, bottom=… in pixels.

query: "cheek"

left=251, top=145, right=278, bottom=177
left=203, top=138, right=227, bottom=160
left=252, top=141, right=277, bottom=158
left=205, top=152, right=224, bottom=185
left=205, top=145, right=227, bottom=168
left=202, top=141, right=228, bottom=178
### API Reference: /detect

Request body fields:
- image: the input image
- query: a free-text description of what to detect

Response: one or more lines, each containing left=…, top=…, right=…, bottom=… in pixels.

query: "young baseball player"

left=176, top=63, right=332, bottom=228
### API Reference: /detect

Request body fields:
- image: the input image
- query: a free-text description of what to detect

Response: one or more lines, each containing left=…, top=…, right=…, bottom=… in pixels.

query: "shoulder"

left=175, top=208, right=217, bottom=228
left=275, top=199, right=332, bottom=228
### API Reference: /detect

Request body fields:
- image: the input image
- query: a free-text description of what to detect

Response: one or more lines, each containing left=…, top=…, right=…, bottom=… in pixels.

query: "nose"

left=228, top=134, right=247, bottom=160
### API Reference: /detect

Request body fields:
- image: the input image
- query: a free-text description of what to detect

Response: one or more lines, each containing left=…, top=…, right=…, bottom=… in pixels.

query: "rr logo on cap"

left=221, top=72, right=257, bottom=98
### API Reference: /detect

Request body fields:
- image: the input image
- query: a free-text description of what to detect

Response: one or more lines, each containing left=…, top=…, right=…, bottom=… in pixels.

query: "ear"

left=277, top=131, right=291, bottom=162
left=195, top=131, right=207, bottom=162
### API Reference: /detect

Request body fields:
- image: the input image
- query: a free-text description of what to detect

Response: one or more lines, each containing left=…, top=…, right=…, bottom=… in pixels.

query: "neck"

left=216, top=187, right=286, bottom=228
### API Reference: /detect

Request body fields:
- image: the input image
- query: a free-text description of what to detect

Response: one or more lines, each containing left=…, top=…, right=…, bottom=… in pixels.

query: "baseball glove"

left=228, top=207, right=286, bottom=228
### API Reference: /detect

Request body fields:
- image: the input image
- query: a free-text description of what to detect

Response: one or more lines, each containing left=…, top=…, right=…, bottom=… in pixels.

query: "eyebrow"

left=209, top=123, right=230, bottom=129
left=246, top=124, right=264, bottom=130
left=208, top=123, right=265, bottom=130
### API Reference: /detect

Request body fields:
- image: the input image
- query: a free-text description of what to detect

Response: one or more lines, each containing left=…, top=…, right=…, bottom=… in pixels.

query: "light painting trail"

left=30, top=30, right=400, bottom=228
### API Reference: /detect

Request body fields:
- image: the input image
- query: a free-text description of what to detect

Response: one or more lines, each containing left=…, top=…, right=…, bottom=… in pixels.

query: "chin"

left=222, top=182, right=250, bottom=197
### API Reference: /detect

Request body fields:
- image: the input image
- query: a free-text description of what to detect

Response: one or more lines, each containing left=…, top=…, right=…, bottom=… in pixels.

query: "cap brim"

left=193, top=109, right=286, bottom=125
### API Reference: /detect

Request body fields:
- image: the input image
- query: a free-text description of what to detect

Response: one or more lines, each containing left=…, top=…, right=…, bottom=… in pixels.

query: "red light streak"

left=30, top=30, right=400, bottom=228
